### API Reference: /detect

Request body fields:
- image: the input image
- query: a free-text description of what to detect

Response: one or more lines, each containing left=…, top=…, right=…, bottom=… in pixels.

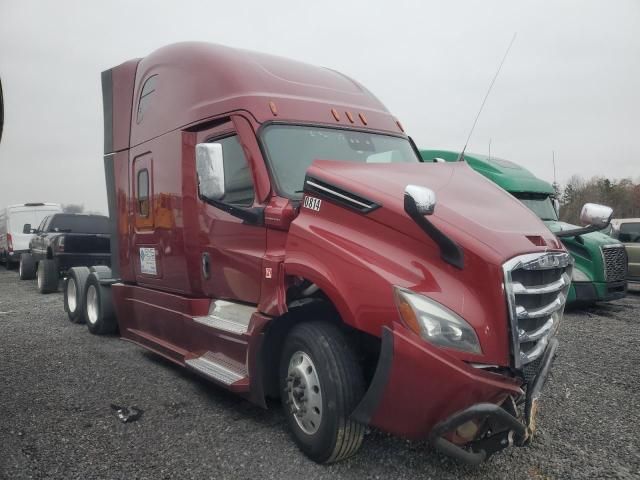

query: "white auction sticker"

left=139, top=247, right=157, bottom=275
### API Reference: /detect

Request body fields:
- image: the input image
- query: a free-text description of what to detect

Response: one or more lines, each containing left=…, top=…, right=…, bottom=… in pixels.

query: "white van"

left=0, top=203, right=63, bottom=268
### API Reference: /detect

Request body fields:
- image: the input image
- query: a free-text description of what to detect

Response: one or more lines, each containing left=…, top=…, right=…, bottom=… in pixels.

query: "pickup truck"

left=61, top=42, right=609, bottom=465
left=608, top=218, right=640, bottom=288
left=0, top=202, right=62, bottom=269
left=19, top=213, right=110, bottom=293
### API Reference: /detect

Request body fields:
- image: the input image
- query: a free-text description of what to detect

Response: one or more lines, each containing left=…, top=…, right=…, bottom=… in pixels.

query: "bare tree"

left=62, top=204, right=84, bottom=214
left=560, top=176, right=639, bottom=224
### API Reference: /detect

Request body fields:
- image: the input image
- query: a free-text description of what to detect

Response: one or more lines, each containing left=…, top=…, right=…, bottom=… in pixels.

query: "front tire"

left=84, top=273, right=117, bottom=335
left=64, top=267, right=90, bottom=323
left=37, top=259, right=59, bottom=293
left=18, top=253, right=36, bottom=280
left=280, top=321, right=365, bottom=464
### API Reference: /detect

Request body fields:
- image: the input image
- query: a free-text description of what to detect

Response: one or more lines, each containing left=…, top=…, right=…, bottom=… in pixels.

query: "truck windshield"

left=513, top=193, right=558, bottom=221
left=261, top=125, right=420, bottom=198
left=48, top=215, right=109, bottom=234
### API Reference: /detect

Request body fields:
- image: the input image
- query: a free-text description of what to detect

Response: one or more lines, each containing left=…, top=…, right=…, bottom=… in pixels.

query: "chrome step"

left=193, top=300, right=254, bottom=334
left=185, top=352, right=247, bottom=385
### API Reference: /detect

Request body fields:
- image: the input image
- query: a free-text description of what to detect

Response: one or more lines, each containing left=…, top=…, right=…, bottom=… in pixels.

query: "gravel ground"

left=0, top=268, right=638, bottom=479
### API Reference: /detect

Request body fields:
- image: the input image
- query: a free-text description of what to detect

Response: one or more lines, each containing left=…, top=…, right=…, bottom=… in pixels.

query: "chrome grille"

left=601, top=244, right=627, bottom=282
left=503, top=252, right=572, bottom=369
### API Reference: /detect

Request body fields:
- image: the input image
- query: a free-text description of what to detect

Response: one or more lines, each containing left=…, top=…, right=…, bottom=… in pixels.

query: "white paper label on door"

left=139, top=247, right=157, bottom=275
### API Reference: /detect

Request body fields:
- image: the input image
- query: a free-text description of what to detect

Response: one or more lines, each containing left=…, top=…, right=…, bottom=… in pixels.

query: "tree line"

left=557, top=176, right=640, bottom=225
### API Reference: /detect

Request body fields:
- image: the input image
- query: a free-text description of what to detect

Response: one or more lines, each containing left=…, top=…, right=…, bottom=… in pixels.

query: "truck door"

left=31, top=215, right=52, bottom=261
left=194, top=121, right=266, bottom=305
left=131, top=153, right=161, bottom=282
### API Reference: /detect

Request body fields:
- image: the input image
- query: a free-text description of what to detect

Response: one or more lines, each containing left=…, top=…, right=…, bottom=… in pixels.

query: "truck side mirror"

left=580, top=203, right=613, bottom=229
left=552, top=198, right=560, bottom=216
left=404, top=185, right=436, bottom=215
left=196, top=143, right=225, bottom=201
left=23, top=223, right=32, bottom=234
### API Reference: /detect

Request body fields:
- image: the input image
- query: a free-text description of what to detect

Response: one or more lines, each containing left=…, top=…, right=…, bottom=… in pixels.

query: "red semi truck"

left=64, top=42, right=587, bottom=464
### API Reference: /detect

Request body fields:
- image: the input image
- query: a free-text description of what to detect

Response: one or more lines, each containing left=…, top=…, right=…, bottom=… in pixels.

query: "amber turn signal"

left=394, top=289, right=422, bottom=337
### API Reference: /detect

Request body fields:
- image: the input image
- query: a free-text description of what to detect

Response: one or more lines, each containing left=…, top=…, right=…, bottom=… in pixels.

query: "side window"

left=619, top=223, right=640, bottom=243
left=136, top=75, right=158, bottom=124
left=137, top=169, right=150, bottom=217
left=211, top=135, right=255, bottom=206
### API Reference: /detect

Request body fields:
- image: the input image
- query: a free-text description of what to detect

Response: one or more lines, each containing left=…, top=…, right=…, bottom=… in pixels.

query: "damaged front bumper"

left=351, top=325, right=558, bottom=465
left=429, top=337, right=558, bottom=464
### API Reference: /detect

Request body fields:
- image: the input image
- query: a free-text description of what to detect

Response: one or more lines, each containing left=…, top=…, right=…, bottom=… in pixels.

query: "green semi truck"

left=419, top=149, right=628, bottom=305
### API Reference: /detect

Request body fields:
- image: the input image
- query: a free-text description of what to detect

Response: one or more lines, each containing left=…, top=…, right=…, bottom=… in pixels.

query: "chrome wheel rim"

left=67, top=278, right=77, bottom=313
left=286, top=351, right=323, bottom=435
left=86, top=285, right=99, bottom=324
left=37, top=264, right=43, bottom=289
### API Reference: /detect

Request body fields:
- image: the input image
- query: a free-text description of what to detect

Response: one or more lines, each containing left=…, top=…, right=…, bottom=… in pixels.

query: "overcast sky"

left=1, top=0, right=638, bottom=213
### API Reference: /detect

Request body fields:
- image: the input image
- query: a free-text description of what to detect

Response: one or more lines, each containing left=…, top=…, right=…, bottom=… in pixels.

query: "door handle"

left=201, top=252, right=211, bottom=279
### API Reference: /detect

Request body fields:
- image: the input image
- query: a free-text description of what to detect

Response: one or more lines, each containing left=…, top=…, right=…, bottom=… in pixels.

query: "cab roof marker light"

left=269, top=101, right=278, bottom=116
left=358, top=112, right=368, bottom=125
left=345, top=111, right=354, bottom=123
left=331, top=108, right=340, bottom=121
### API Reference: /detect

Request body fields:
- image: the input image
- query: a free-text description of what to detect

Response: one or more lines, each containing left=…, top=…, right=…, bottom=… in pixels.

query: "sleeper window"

left=138, top=169, right=150, bottom=217
left=136, top=75, right=158, bottom=124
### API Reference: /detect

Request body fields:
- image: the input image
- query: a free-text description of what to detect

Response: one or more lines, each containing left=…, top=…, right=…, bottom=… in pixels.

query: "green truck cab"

left=420, top=149, right=628, bottom=305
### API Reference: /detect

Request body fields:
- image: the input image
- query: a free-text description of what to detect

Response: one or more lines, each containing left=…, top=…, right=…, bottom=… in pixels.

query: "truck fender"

left=283, top=262, right=357, bottom=329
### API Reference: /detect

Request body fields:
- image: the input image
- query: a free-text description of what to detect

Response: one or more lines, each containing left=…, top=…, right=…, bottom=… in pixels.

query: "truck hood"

left=307, top=160, right=563, bottom=265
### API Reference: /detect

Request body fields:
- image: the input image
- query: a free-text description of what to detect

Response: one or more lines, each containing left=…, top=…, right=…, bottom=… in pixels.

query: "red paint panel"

left=110, top=59, right=139, bottom=152
left=112, top=283, right=211, bottom=359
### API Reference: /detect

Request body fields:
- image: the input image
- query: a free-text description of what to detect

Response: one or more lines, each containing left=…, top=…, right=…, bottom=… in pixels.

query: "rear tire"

left=18, top=253, right=36, bottom=280
left=4, top=256, right=14, bottom=270
left=37, top=259, right=59, bottom=293
left=84, top=273, right=117, bottom=335
left=279, top=321, right=365, bottom=464
left=64, top=267, right=90, bottom=323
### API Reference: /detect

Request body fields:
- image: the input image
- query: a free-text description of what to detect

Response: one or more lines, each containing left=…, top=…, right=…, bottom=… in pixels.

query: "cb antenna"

left=458, top=33, right=517, bottom=161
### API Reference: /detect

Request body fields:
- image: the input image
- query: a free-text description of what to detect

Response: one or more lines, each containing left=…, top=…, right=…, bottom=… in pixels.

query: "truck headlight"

left=393, top=287, right=482, bottom=354
left=571, top=267, right=590, bottom=282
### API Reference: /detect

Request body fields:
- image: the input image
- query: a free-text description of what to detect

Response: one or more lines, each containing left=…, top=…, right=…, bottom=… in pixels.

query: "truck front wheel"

left=279, top=321, right=365, bottom=464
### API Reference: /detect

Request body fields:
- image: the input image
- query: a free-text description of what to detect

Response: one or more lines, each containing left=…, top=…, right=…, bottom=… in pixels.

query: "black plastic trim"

left=430, top=403, right=527, bottom=465
left=351, top=326, right=393, bottom=424
left=304, top=175, right=381, bottom=214
left=200, top=196, right=265, bottom=225
left=0, top=75, right=4, bottom=144
left=101, top=69, right=114, bottom=155
left=524, top=337, right=558, bottom=425
left=103, top=154, right=119, bottom=279
left=403, top=193, right=464, bottom=269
